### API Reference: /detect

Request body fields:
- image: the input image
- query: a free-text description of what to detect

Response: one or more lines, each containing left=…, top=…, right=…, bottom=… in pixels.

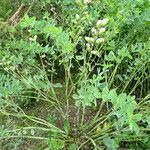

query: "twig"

left=8, top=3, right=28, bottom=25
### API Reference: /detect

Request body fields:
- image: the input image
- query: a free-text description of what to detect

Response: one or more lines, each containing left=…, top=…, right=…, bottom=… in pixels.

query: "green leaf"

left=102, top=86, right=109, bottom=102
left=63, top=120, right=70, bottom=134
left=69, top=144, right=77, bottom=150
left=105, top=51, right=116, bottom=62
left=129, top=121, right=140, bottom=135
left=94, top=89, right=101, bottom=99
left=133, top=113, right=142, bottom=122
left=20, top=14, right=36, bottom=28
left=103, top=137, right=118, bottom=150
left=108, top=89, right=117, bottom=102
left=146, top=116, right=150, bottom=127
left=72, top=94, right=79, bottom=100
left=48, top=139, right=64, bottom=150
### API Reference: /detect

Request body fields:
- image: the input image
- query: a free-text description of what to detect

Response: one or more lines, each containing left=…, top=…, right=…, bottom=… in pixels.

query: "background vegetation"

left=0, top=0, right=150, bottom=149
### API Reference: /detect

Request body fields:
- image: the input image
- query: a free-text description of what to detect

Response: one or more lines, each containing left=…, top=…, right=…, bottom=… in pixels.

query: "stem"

left=77, top=107, right=80, bottom=127
left=93, top=102, right=104, bottom=122
left=65, top=63, right=70, bottom=121
left=87, top=117, right=108, bottom=136
left=77, top=139, right=90, bottom=150
left=138, top=93, right=150, bottom=105
left=109, top=63, right=119, bottom=87
left=81, top=105, right=86, bottom=126
left=0, top=136, right=49, bottom=140
left=128, top=76, right=141, bottom=95
left=122, top=63, right=146, bottom=93
left=6, top=127, right=50, bottom=133
left=0, top=109, right=65, bottom=134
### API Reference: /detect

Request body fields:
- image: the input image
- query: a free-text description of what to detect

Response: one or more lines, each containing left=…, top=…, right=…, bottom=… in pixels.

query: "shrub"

left=0, top=0, right=150, bottom=149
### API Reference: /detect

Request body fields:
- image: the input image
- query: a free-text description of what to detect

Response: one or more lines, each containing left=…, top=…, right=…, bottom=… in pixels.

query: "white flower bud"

left=91, top=27, right=97, bottom=35
left=29, top=35, right=37, bottom=41
left=29, top=37, right=32, bottom=40
left=85, top=37, right=95, bottom=43
left=95, top=38, right=105, bottom=44
left=85, top=37, right=90, bottom=41
left=75, top=14, right=80, bottom=19
left=98, top=27, right=106, bottom=34
left=41, top=54, right=46, bottom=58
left=86, top=43, right=91, bottom=50
left=96, top=18, right=109, bottom=27
left=91, top=51, right=100, bottom=56
left=33, top=35, right=37, bottom=41
left=96, top=20, right=102, bottom=27
left=84, top=0, right=92, bottom=4
left=102, top=18, right=109, bottom=25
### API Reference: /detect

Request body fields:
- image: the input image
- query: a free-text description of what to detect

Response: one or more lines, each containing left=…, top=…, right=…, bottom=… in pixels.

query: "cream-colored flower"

left=75, top=14, right=80, bottom=19
left=96, top=18, right=109, bottom=28
left=84, top=0, right=92, bottom=4
left=91, top=27, right=97, bottom=35
left=86, top=43, right=91, bottom=50
left=95, top=38, right=105, bottom=44
left=29, top=35, right=37, bottom=41
left=91, top=51, right=100, bottom=56
left=98, top=27, right=106, bottom=34
left=85, top=37, right=95, bottom=43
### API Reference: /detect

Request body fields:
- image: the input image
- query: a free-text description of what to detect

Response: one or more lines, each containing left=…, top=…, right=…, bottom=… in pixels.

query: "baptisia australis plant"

left=0, top=0, right=150, bottom=149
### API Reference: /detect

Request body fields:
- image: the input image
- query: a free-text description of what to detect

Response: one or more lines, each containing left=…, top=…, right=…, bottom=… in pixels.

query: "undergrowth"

left=0, top=0, right=150, bottom=149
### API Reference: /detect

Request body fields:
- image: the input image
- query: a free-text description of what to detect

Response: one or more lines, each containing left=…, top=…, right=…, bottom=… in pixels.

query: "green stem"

left=81, top=105, right=86, bottom=126
left=109, top=63, right=119, bottom=88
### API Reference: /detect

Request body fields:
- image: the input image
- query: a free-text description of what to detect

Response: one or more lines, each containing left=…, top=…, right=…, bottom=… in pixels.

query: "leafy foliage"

left=0, top=0, right=150, bottom=149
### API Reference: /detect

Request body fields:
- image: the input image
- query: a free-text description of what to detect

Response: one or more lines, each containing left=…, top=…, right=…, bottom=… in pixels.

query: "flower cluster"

left=83, top=0, right=92, bottom=4
left=29, top=35, right=37, bottom=42
left=85, top=18, right=108, bottom=53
